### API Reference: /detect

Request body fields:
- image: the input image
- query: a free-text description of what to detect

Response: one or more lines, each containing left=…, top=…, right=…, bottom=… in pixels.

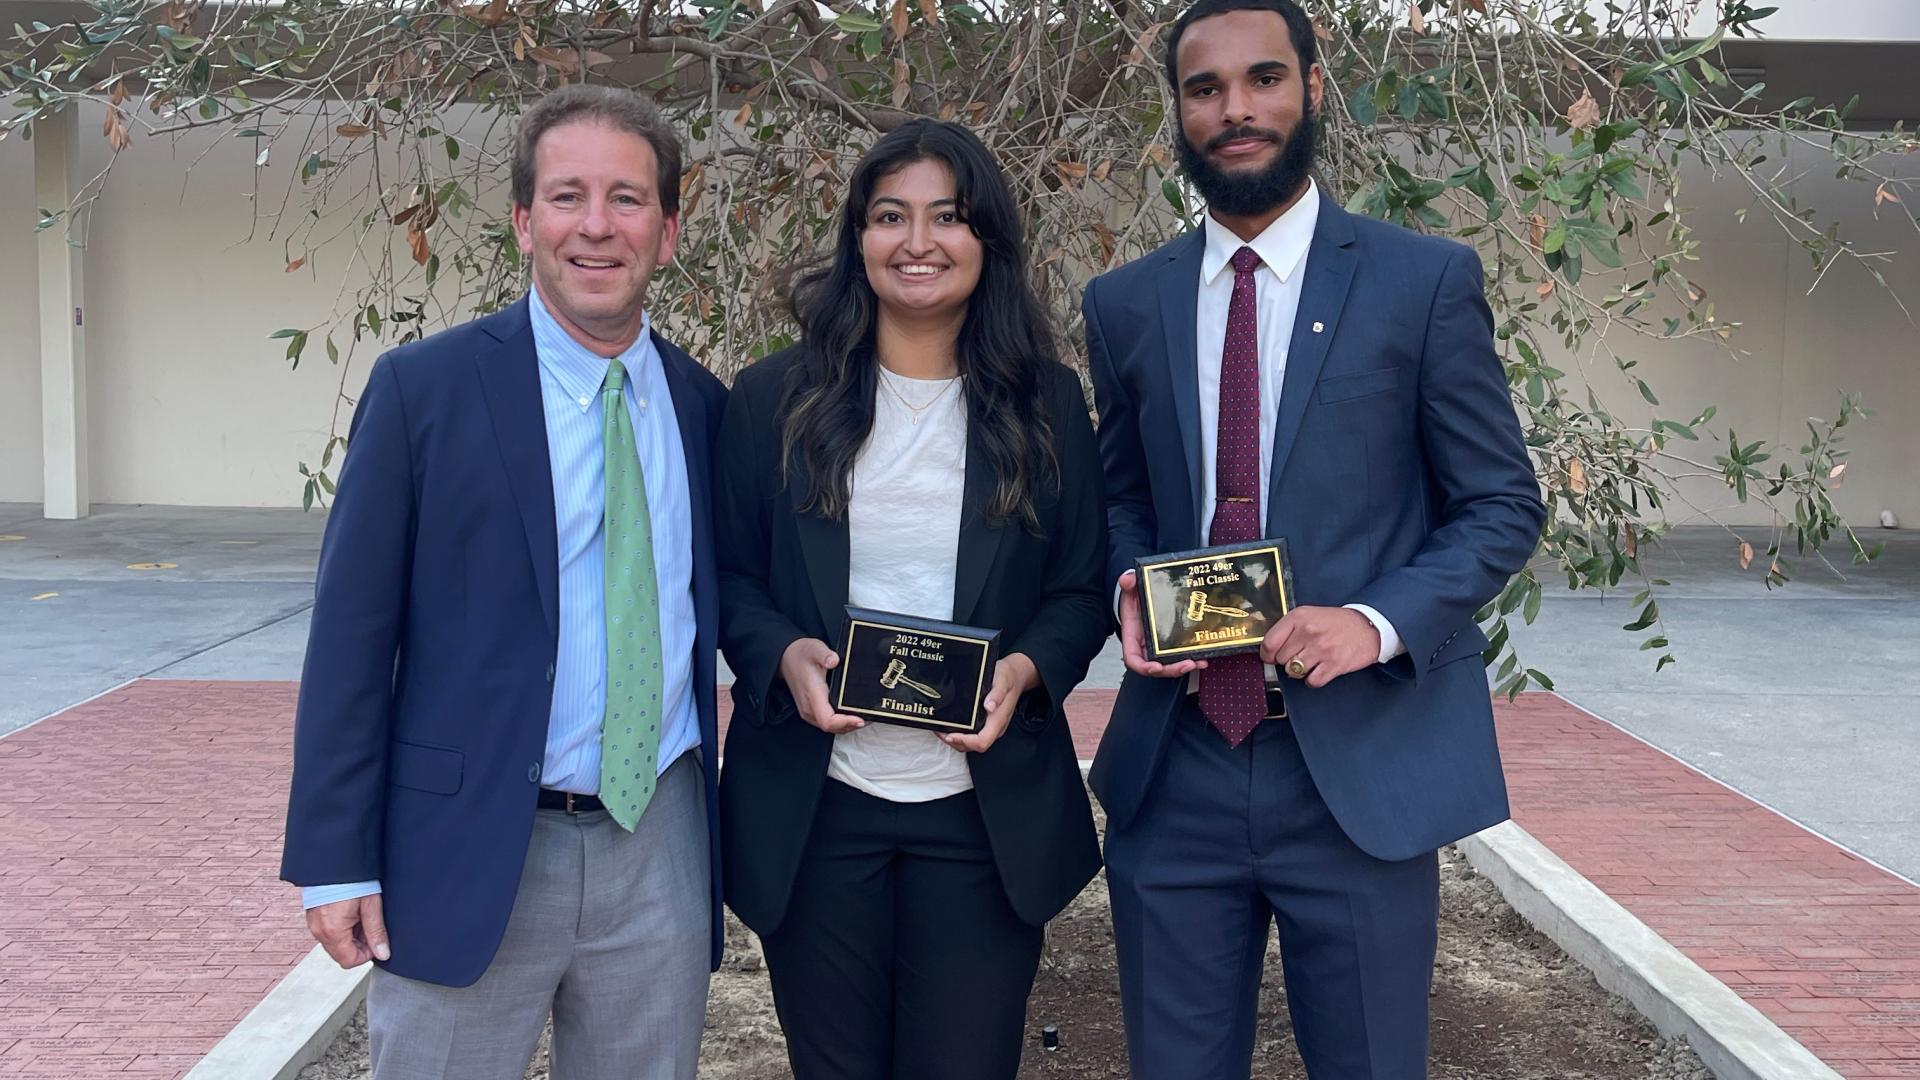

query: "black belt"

left=1186, top=686, right=1289, bottom=721
left=537, top=788, right=606, bottom=814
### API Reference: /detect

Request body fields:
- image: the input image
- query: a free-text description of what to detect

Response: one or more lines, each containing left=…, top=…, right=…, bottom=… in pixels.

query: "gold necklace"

left=878, top=367, right=960, bottom=425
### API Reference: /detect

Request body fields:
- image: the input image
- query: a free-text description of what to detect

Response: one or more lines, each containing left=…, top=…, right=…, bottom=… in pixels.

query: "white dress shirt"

left=830, top=367, right=974, bottom=802
left=1122, top=181, right=1404, bottom=668
left=302, top=286, right=700, bottom=909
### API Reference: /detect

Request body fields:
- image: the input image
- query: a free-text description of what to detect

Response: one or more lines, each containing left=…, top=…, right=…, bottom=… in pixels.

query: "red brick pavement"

left=1496, top=694, right=1920, bottom=1078
left=5, top=682, right=1914, bottom=1077
left=0, top=681, right=308, bottom=1080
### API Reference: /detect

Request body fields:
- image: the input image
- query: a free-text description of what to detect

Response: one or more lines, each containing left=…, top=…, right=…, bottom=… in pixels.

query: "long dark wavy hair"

left=780, top=119, right=1060, bottom=530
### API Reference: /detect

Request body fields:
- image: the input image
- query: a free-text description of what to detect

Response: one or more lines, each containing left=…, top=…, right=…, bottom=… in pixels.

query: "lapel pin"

left=1312, top=321, right=1325, bottom=333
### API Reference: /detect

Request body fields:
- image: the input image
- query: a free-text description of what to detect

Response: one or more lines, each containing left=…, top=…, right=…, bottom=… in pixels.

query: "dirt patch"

left=303, top=843, right=1709, bottom=1080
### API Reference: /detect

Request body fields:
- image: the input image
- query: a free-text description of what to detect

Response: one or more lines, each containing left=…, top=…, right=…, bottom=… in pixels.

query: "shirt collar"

left=1200, top=178, right=1321, bottom=286
left=527, top=282, right=659, bottom=414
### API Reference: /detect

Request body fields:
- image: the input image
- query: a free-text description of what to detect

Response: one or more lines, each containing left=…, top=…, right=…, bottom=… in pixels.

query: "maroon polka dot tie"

left=1198, top=246, right=1269, bottom=747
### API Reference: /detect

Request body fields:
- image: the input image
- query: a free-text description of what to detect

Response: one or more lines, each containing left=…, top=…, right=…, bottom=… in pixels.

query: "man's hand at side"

left=307, top=894, right=391, bottom=968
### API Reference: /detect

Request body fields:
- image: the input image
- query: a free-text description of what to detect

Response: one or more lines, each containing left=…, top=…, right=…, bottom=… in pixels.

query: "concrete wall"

left=0, top=102, right=1914, bottom=526
left=1568, top=142, right=1920, bottom=529
left=0, top=131, right=43, bottom=503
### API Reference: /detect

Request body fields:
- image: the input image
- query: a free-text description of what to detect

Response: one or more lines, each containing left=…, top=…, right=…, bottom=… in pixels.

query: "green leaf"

left=833, top=11, right=882, bottom=33
left=1522, top=579, right=1542, bottom=624
left=1526, top=669, right=1555, bottom=690
left=1347, top=82, right=1377, bottom=126
left=268, top=328, right=302, bottom=339
left=1622, top=600, right=1659, bottom=632
left=445, top=136, right=459, bottom=161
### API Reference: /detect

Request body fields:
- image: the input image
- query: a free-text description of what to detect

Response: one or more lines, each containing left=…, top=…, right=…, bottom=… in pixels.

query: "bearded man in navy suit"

left=1084, top=1, right=1547, bottom=1076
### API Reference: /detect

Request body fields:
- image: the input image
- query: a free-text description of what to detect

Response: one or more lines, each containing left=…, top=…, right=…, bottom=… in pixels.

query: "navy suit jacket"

left=1085, top=201, right=1547, bottom=859
left=280, top=298, right=729, bottom=987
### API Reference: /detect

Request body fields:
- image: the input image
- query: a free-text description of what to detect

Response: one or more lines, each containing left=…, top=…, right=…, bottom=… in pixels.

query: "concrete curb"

left=183, top=945, right=369, bottom=1080
left=1460, top=820, right=1841, bottom=1080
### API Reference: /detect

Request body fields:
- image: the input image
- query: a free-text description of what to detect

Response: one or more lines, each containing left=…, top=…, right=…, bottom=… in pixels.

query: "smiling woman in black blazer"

left=715, top=119, right=1107, bottom=1078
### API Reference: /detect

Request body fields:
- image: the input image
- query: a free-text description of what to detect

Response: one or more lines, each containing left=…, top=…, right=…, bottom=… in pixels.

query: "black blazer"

left=716, top=347, right=1108, bottom=935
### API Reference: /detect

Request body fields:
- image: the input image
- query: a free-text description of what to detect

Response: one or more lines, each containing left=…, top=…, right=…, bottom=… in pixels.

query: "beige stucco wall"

left=1, top=106, right=1914, bottom=527
left=1566, top=141, right=1920, bottom=528
left=0, top=131, right=42, bottom=503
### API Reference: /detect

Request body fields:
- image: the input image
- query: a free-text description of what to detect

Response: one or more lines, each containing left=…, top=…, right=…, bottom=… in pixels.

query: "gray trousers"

left=368, top=752, right=711, bottom=1080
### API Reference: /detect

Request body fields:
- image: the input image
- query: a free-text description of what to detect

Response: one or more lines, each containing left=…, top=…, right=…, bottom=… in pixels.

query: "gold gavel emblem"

left=880, top=658, right=942, bottom=700
left=1186, top=590, right=1253, bottom=623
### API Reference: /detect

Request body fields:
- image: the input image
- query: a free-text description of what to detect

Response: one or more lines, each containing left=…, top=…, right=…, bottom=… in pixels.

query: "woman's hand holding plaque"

left=941, top=653, right=1038, bottom=754
left=778, top=637, right=867, bottom=734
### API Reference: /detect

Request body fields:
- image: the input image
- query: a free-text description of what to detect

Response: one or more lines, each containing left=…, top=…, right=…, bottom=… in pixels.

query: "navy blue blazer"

left=280, top=298, right=729, bottom=987
left=1085, top=201, right=1547, bottom=859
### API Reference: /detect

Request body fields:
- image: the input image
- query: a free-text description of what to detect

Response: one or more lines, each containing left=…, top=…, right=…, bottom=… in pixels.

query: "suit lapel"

left=951, top=423, right=1008, bottom=627
left=1266, top=204, right=1358, bottom=535
left=1157, top=230, right=1206, bottom=534
left=789, top=463, right=852, bottom=641
left=655, top=332, right=713, bottom=619
left=473, top=298, right=560, bottom=642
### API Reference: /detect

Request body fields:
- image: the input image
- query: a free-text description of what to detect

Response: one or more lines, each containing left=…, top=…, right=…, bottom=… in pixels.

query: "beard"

left=1176, top=104, right=1318, bottom=219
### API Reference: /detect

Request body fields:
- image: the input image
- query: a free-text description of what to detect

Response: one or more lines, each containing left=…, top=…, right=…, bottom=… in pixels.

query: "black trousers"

left=761, top=779, right=1044, bottom=1080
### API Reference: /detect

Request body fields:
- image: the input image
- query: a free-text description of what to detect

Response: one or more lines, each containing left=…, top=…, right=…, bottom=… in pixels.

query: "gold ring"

left=1285, top=657, right=1309, bottom=679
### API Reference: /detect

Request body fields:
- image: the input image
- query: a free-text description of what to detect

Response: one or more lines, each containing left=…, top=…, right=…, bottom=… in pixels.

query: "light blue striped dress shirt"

left=302, top=286, right=700, bottom=910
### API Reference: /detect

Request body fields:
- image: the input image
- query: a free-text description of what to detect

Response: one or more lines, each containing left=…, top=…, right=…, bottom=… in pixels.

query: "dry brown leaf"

left=1092, top=159, right=1113, bottom=183
left=1567, top=89, right=1601, bottom=131
left=802, top=152, right=832, bottom=182
left=512, top=33, right=526, bottom=61
left=890, top=0, right=909, bottom=40
left=336, top=122, right=372, bottom=138
left=110, top=81, right=128, bottom=106
left=391, top=204, right=420, bottom=226
left=966, top=101, right=989, bottom=122
left=1464, top=0, right=1486, bottom=11
left=734, top=101, right=753, bottom=126
left=101, top=109, right=132, bottom=152
left=1536, top=279, right=1555, bottom=299
left=1875, top=182, right=1903, bottom=206
left=1092, top=221, right=1117, bottom=267
left=1005, top=47, right=1025, bottom=77
left=918, top=0, right=939, bottom=26
left=892, top=58, right=911, bottom=109
left=1127, top=22, right=1164, bottom=66
left=681, top=163, right=705, bottom=217
left=1529, top=213, right=1546, bottom=249
left=408, top=226, right=431, bottom=266
left=1738, top=541, right=1754, bottom=570
left=1624, top=528, right=1637, bottom=558
left=695, top=286, right=714, bottom=321
left=1829, top=463, right=1848, bottom=480
left=1144, top=143, right=1172, bottom=169
left=1408, top=2, right=1426, bottom=35
left=582, top=50, right=614, bottom=69
left=938, top=100, right=957, bottom=121
left=285, top=256, right=307, bottom=273
left=1313, top=17, right=1332, bottom=42
left=1566, top=458, right=1589, bottom=495
left=530, top=45, right=579, bottom=74
left=1055, top=160, right=1089, bottom=185
left=809, top=58, right=831, bottom=83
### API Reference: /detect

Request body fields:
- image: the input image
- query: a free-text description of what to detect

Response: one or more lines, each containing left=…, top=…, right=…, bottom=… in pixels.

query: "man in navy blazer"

left=281, top=86, right=726, bottom=1079
left=1086, top=1, right=1546, bottom=1076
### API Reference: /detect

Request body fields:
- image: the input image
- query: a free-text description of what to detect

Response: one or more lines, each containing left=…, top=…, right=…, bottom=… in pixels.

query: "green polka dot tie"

left=599, top=358, right=663, bottom=832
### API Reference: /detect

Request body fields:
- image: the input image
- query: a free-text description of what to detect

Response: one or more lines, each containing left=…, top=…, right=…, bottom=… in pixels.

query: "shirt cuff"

left=302, top=881, right=382, bottom=910
left=1344, top=604, right=1405, bottom=664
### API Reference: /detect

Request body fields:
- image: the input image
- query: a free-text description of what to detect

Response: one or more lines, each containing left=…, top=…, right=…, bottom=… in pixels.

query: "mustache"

left=1206, top=126, right=1285, bottom=153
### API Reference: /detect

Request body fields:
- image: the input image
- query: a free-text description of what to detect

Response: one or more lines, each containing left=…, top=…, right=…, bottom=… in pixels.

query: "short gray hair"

left=510, top=85, right=683, bottom=215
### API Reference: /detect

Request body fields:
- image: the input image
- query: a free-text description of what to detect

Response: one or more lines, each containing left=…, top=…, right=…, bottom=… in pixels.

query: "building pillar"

left=35, top=106, right=88, bottom=520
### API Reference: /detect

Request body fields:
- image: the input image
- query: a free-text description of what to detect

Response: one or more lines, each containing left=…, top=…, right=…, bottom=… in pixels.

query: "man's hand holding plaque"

left=1259, top=606, right=1383, bottom=689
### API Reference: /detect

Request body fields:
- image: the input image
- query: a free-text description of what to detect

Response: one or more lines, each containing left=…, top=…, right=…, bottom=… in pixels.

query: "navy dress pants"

left=1105, top=701, right=1440, bottom=1079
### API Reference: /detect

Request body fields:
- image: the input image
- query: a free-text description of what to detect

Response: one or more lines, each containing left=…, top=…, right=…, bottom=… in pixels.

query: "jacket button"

left=527, top=763, right=541, bottom=783
left=546, top=663, right=555, bottom=683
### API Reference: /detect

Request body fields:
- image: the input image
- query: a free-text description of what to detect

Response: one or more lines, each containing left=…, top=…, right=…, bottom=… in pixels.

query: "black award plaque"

left=1134, top=540, right=1294, bottom=662
left=832, top=606, right=1001, bottom=733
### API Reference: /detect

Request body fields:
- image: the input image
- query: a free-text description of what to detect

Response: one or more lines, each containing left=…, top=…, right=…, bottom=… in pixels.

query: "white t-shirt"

left=827, top=365, right=975, bottom=802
